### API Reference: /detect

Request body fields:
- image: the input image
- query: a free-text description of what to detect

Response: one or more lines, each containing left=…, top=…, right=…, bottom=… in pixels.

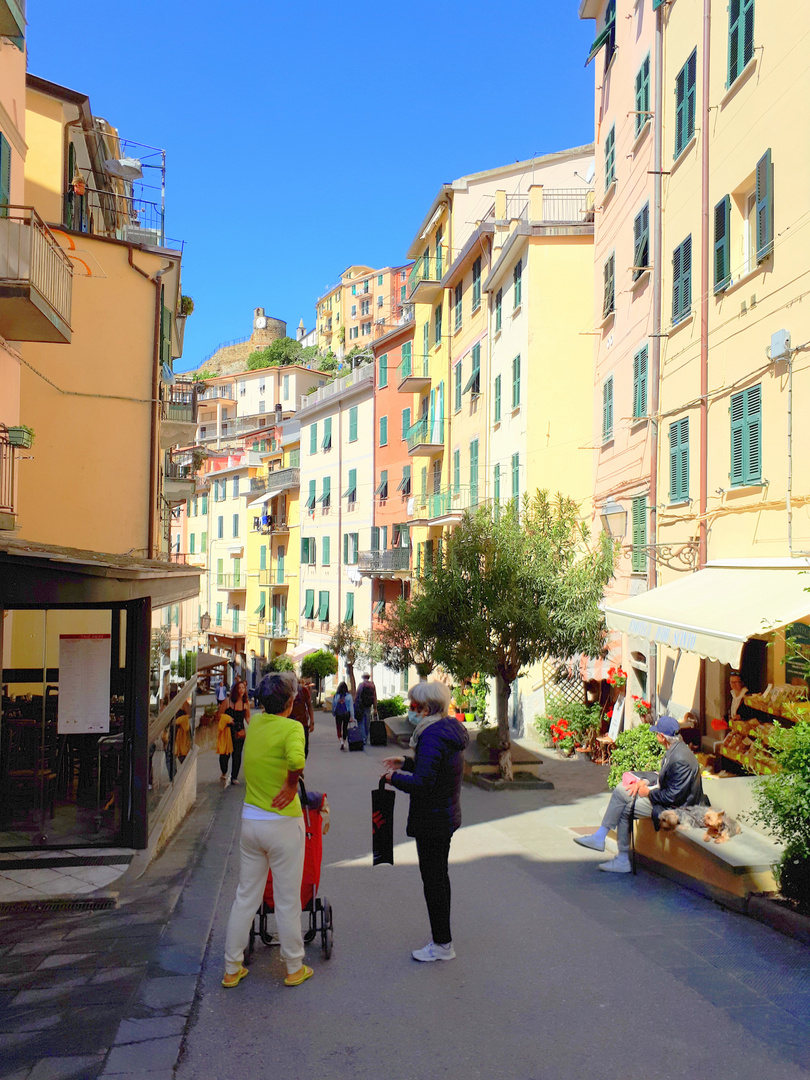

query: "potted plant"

left=607, top=666, right=627, bottom=691
left=631, top=696, right=652, bottom=722
left=180, top=295, right=195, bottom=316
left=6, top=425, right=35, bottom=449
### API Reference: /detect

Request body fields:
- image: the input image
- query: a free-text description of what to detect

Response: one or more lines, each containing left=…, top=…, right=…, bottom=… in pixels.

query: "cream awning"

left=603, top=559, right=810, bottom=667
left=247, top=487, right=283, bottom=508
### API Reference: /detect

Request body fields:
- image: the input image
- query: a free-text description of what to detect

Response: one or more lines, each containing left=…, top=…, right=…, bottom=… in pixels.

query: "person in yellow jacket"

left=222, top=672, right=312, bottom=990
left=174, top=701, right=192, bottom=762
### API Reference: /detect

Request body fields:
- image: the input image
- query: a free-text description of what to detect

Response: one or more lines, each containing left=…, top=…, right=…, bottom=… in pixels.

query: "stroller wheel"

left=321, top=899, right=333, bottom=960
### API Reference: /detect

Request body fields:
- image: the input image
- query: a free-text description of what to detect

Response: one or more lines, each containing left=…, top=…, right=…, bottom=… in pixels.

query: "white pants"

left=224, top=815, right=305, bottom=975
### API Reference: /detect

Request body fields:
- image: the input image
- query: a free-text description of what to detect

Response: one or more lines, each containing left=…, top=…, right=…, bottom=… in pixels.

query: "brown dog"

left=659, top=806, right=741, bottom=844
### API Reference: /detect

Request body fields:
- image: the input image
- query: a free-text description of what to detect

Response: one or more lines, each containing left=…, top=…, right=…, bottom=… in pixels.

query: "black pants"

left=219, top=737, right=245, bottom=780
left=335, top=714, right=350, bottom=739
left=416, top=834, right=453, bottom=945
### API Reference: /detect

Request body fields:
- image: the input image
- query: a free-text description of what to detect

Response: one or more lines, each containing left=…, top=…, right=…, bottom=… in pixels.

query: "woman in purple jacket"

left=382, top=680, right=469, bottom=962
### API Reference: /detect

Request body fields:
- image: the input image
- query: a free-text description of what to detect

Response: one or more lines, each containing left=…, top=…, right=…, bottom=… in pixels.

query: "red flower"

left=710, top=718, right=728, bottom=731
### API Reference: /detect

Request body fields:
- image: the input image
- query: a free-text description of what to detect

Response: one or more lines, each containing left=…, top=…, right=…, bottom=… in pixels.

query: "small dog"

left=659, top=806, right=741, bottom=844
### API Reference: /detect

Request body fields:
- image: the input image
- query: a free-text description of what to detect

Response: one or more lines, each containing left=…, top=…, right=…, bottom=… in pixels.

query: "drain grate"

left=0, top=855, right=133, bottom=871
left=0, top=897, right=118, bottom=914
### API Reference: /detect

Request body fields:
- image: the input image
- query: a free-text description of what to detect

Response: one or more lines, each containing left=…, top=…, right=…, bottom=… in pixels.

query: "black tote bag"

left=372, top=777, right=396, bottom=865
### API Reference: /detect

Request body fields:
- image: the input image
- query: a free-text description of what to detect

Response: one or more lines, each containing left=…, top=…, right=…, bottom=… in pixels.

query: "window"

left=377, top=295, right=383, bottom=308
left=513, top=260, right=522, bottom=309
left=220, top=478, right=227, bottom=501
left=320, top=476, right=331, bottom=508
left=494, top=375, right=501, bottom=422
left=239, top=380, right=246, bottom=397
left=755, top=148, right=773, bottom=263
left=201, top=530, right=207, bottom=550
left=216, top=601, right=222, bottom=626
left=344, top=592, right=354, bottom=625
left=434, top=303, right=442, bottom=347
left=379, top=353, right=388, bottom=388
left=495, top=288, right=502, bottom=333
left=675, top=49, right=697, bottom=159
left=463, top=343, right=480, bottom=396
left=310, top=424, right=317, bottom=455
left=605, top=125, right=616, bottom=189
left=401, top=406, right=411, bottom=440
left=454, top=362, right=462, bottom=412
left=730, top=385, right=762, bottom=486
left=378, top=274, right=383, bottom=286
left=633, top=203, right=650, bottom=280
left=363, top=280, right=369, bottom=294
left=635, top=55, right=650, bottom=137
left=379, top=416, right=388, bottom=446
left=189, top=534, right=195, bottom=554
left=603, top=253, right=616, bottom=318
left=602, top=377, right=614, bottom=443
left=321, top=417, right=332, bottom=450
left=343, top=532, right=359, bottom=565
left=400, top=285, right=406, bottom=303
left=454, top=283, right=462, bottom=331
left=511, top=355, right=521, bottom=409
left=348, top=406, right=358, bottom=442
left=232, top=514, right=239, bottom=537
left=585, top=0, right=616, bottom=71
left=511, top=453, right=520, bottom=501
left=322, top=536, right=331, bottom=565
left=301, top=536, right=310, bottom=563
left=361, top=321, right=372, bottom=335
left=453, top=449, right=460, bottom=494
left=672, top=236, right=693, bottom=325
left=350, top=326, right=359, bottom=340
left=669, top=418, right=690, bottom=502
left=631, top=497, right=647, bottom=573
left=470, top=440, right=479, bottom=506
left=633, top=346, right=648, bottom=420
left=305, top=479, right=316, bottom=510
left=306, top=537, right=316, bottom=566
left=201, top=494, right=208, bottom=515
left=351, top=304, right=356, bottom=318
left=472, top=257, right=482, bottom=311
left=361, top=299, right=370, bottom=316
left=318, top=591, right=330, bottom=623
left=260, top=546, right=266, bottom=570
left=435, top=224, right=443, bottom=279
left=304, top=590, right=315, bottom=619
left=217, top=516, right=224, bottom=539
left=401, top=340, right=412, bottom=378
left=256, top=591, right=266, bottom=620
left=714, top=195, right=731, bottom=292
left=494, top=464, right=500, bottom=508
left=421, top=466, right=427, bottom=497
left=351, top=285, right=356, bottom=296
left=259, top=380, right=265, bottom=394
left=283, top=374, right=290, bottom=400
left=259, top=401, right=265, bottom=413
left=376, top=470, right=389, bottom=500
left=432, top=459, right=441, bottom=495
left=233, top=476, right=239, bottom=498
left=398, top=465, right=411, bottom=495
left=289, top=448, right=300, bottom=468
left=422, top=321, right=429, bottom=364
left=728, top=0, right=754, bottom=86
left=344, top=468, right=357, bottom=504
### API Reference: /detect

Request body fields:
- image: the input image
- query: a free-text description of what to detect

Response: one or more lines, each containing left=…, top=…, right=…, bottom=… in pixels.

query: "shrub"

left=376, top=695, right=406, bottom=720
left=607, top=723, right=665, bottom=788
left=262, top=654, right=294, bottom=673
left=536, top=701, right=600, bottom=753
left=535, top=715, right=555, bottom=747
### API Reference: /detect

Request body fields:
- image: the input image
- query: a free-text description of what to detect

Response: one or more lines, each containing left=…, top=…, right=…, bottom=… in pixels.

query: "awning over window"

left=604, top=560, right=810, bottom=667
left=585, top=23, right=612, bottom=66
left=247, top=487, right=283, bottom=508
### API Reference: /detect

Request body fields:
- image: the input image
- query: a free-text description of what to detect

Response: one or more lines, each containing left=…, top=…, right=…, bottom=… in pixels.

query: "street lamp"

left=600, top=498, right=628, bottom=539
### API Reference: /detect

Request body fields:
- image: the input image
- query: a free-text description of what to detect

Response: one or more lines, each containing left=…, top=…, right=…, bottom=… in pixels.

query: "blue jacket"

left=391, top=717, right=469, bottom=838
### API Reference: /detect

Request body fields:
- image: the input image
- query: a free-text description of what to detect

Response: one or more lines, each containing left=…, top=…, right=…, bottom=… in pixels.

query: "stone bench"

left=383, top=714, right=414, bottom=748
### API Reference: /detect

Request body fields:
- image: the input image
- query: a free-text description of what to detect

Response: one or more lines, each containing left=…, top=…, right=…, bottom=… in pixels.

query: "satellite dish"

left=585, top=161, right=595, bottom=184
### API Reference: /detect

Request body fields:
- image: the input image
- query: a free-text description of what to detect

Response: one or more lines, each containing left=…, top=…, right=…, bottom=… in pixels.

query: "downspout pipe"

left=698, top=0, right=711, bottom=569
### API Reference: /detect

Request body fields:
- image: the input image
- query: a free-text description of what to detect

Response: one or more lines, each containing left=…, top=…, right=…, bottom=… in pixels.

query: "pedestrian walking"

left=290, top=676, right=315, bottom=758
left=354, top=672, right=377, bottom=746
left=217, top=678, right=251, bottom=787
left=222, top=673, right=312, bottom=989
left=216, top=679, right=229, bottom=705
left=381, top=680, right=469, bottom=962
left=332, top=681, right=355, bottom=750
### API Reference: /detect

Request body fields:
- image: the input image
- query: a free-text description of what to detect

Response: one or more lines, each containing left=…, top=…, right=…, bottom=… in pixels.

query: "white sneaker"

left=412, top=940, right=455, bottom=962
left=573, top=833, right=605, bottom=852
left=340, top=741, right=346, bottom=751
left=598, top=855, right=632, bottom=874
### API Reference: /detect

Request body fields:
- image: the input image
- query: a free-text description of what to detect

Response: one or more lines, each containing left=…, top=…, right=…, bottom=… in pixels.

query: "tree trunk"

left=347, top=662, right=356, bottom=695
left=495, top=673, right=514, bottom=782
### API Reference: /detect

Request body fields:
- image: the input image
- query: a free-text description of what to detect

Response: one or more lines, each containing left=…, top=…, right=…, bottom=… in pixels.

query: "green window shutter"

left=435, top=227, right=443, bottom=278
left=714, top=195, right=731, bottom=292
left=730, top=391, right=745, bottom=485
left=0, top=135, right=11, bottom=214
left=653, top=0, right=666, bottom=8
left=434, top=303, right=442, bottom=346
left=401, top=340, right=412, bottom=377
left=402, top=464, right=411, bottom=494
left=278, top=545, right=285, bottom=578
left=306, top=478, right=316, bottom=509
left=320, top=475, right=331, bottom=505
left=633, top=346, right=648, bottom=419
left=217, top=558, right=224, bottom=585
left=604, top=125, right=615, bottom=188
left=635, top=56, right=650, bottom=137
left=402, top=407, right=411, bottom=439
left=633, top=204, right=649, bottom=280
left=260, top=545, right=266, bottom=570
left=322, top=536, right=330, bottom=565
left=201, top=530, right=207, bottom=551
left=512, top=355, right=520, bottom=408
left=511, top=453, right=519, bottom=501
left=378, top=274, right=383, bottom=286
left=470, top=440, right=479, bottom=505
left=217, top=516, right=223, bottom=538
left=352, top=533, right=359, bottom=564
left=348, top=468, right=357, bottom=501
left=343, top=533, right=349, bottom=563
left=201, top=494, right=208, bottom=515
left=453, top=449, right=460, bottom=493
left=189, top=533, right=195, bottom=554
left=728, top=0, right=755, bottom=86
left=423, top=320, right=429, bottom=364
left=755, top=149, right=773, bottom=263
left=379, top=353, right=388, bottom=388
left=379, top=469, right=388, bottom=498
left=744, top=385, right=762, bottom=484
left=472, top=257, right=481, bottom=310
left=310, top=424, right=317, bottom=455
left=345, top=591, right=354, bottom=624
left=233, top=557, right=241, bottom=586
left=454, top=283, right=462, bottom=331
left=495, top=289, right=502, bottom=332
left=603, top=253, right=615, bottom=318
left=421, top=466, right=427, bottom=496
left=379, top=415, right=388, bottom=446
left=256, top=591, right=266, bottom=617
left=322, top=417, right=332, bottom=449
left=494, top=375, right=501, bottom=422
left=494, top=464, right=500, bottom=506
left=513, top=260, right=522, bottom=308
left=216, top=602, right=222, bottom=625
left=454, top=362, right=462, bottom=411
left=631, top=497, right=647, bottom=573
left=349, top=406, right=358, bottom=442
left=675, top=59, right=687, bottom=157
left=602, top=377, right=614, bottom=442
left=304, top=589, right=315, bottom=619
left=371, top=526, right=380, bottom=552
left=301, top=537, right=309, bottom=562
left=672, top=236, right=692, bottom=323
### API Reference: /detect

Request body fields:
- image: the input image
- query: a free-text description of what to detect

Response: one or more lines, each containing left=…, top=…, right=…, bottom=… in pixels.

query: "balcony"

left=0, top=435, right=16, bottom=530
left=397, top=352, right=431, bottom=394
left=216, top=572, right=247, bottom=591
left=254, top=618, right=293, bottom=640
left=210, top=616, right=246, bottom=637
left=407, top=253, right=444, bottom=302
left=163, top=451, right=196, bottom=502
left=252, top=515, right=290, bottom=536
left=160, top=380, right=199, bottom=448
left=406, top=415, right=444, bottom=455
left=199, top=385, right=236, bottom=404
left=0, top=0, right=25, bottom=47
left=0, top=207, right=73, bottom=343
left=410, top=486, right=475, bottom=526
left=357, top=548, right=410, bottom=576
left=248, top=467, right=300, bottom=496
left=259, top=570, right=291, bottom=588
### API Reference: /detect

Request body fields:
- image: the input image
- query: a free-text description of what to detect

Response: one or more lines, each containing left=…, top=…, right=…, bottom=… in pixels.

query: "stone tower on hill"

left=190, top=308, right=287, bottom=377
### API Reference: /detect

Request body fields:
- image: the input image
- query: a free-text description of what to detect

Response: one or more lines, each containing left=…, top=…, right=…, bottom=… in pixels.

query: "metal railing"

left=399, top=352, right=430, bottom=381
left=199, top=385, right=235, bottom=402
left=164, top=452, right=194, bottom=481
left=0, top=437, right=15, bottom=514
left=259, top=570, right=291, bottom=587
left=406, top=415, right=444, bottom=452
left=0, top=206, right=73, bottom=328
left=249, top=467, right=300, bottom=495
left=215, top=572, right=246, bottom=589
left=211, top=616, right=247, bottom=636
left=252, top=516, right=289, bottom=534
left=412, top=485, right=475, bottom=520
left=357, top=548, right=410, bottom=573
left=163, top=380, right=198, bottom=424
left=407, top=253, right=444, bottom=297
left=540, top=189, right=594, bottom=224
left=69, top=186, right=165, bottom=246
left=299, top=365, right=373, bottom=411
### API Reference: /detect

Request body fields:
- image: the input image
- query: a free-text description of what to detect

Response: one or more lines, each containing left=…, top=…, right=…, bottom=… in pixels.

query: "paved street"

left=179, top=720, right=810, bottom=1080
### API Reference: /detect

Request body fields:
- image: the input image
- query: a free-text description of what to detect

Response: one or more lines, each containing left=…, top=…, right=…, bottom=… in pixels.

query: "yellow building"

left=316, top=264, right=411, bottom=358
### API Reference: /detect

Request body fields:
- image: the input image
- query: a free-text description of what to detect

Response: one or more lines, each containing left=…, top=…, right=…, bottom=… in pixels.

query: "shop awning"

left=287, top=643, right=319, bottom=663
left=604, top=559, right=810, bottom=667
left=247, top=487, right=283, bottom=508
left=195, top=651, right=229, bottom=670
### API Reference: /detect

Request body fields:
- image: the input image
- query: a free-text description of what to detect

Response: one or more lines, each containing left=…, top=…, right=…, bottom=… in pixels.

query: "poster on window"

left=58, top=634, right=111, bottom=734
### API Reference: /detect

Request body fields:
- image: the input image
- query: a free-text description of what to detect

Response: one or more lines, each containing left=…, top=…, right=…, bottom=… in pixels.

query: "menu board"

left=58, top=634, right=111, bottom=734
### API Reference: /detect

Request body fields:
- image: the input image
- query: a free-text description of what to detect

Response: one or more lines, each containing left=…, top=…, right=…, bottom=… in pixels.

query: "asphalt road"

left=177, top=718, right=810, bottom=1080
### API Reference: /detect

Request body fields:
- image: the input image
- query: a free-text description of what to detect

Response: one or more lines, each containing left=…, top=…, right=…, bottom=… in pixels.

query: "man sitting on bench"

left=573, top=716, right=705, bottom=874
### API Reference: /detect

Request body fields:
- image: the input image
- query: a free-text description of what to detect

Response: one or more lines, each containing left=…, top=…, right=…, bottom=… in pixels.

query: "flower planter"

left=464, top=713, right=476, bottom=723
left=6, top=427, right=33, bottom=449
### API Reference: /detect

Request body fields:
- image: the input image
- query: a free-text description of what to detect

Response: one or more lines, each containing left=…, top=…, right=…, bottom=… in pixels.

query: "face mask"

left=407, top=709, right=422, bottom=725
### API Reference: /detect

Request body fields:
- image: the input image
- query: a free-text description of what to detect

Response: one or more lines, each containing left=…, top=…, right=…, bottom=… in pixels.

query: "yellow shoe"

left=222, top=965, right=249, bottom=988
left=284, top=965, right=313, bottom=987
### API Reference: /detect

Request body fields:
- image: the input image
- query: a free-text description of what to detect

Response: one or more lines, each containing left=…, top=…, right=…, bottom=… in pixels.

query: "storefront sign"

left=608, top=694, right=625, bottom=740
left=58, top=634, right=111, bottom=734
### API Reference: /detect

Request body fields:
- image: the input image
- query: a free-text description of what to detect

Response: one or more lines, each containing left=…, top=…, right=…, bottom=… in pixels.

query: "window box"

left=6, top=426, right=34, bottom=449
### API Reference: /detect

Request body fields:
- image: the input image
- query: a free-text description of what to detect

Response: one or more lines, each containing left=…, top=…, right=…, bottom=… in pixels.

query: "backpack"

left=334, top=694, right=350, bottom=718
left=359, top=684, right=375, bottom=709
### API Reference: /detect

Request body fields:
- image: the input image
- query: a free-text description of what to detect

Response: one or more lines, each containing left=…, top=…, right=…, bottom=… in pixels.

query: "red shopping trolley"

left=247, top=779, right=333, bottom=961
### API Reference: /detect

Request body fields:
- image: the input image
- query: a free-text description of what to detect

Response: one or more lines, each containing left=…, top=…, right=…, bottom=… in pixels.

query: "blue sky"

left=28, top=1, right=597, bottom=371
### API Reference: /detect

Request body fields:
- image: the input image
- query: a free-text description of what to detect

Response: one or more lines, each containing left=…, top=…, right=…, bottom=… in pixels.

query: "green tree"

left=406, top=492, right=615, bottom=779
left=378, top=597, right=439, bottom=681
left=246, top=336, right=303, bottom=370
left=318, top=351, right=339, bottom=373
left=262, top=654, right=294, bottom=674
left=328, top=624, right=382, bottom=694
left=301, top=649, right=338, bottom=704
